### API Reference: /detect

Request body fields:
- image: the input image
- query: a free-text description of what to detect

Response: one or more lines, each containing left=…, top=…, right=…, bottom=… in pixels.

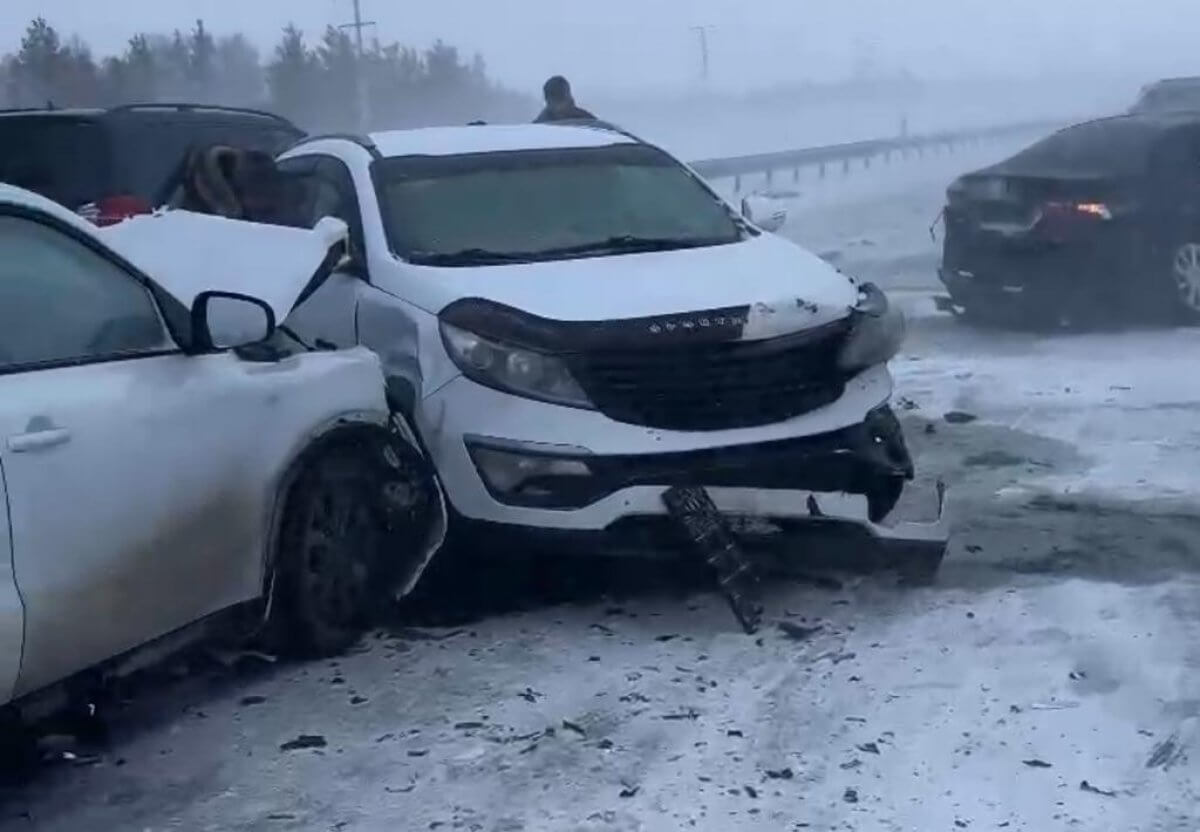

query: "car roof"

left=367, top=123, right=637, bottom=158
left=1065, top=111, right=1200, bottom=133
left=0, top=182, right=104, bottom=233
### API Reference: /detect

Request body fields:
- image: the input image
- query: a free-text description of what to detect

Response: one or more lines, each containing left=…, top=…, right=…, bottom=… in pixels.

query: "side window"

left=277, top=154, right=368, bottom=266
left=0, top=215, right=170, bottom=371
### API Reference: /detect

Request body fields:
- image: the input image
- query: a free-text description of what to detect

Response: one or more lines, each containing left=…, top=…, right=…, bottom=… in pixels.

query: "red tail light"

left=77, top=194, right=152, bottom=226
left=1043, top=201, right=1113, bottom=221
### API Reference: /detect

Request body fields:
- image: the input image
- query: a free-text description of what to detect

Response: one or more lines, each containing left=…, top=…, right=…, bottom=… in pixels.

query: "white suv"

left=279, top=123, right=946, bottom=570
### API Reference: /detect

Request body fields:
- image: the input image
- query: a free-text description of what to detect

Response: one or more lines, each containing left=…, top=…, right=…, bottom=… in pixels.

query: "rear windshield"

left=0, top=116, right=108, bottom=208
left=1133, top=83, right=1200, bottom=113
left=108, top=115, right=302, bottom=202
left=1004, top=121, right=1159, bottom=175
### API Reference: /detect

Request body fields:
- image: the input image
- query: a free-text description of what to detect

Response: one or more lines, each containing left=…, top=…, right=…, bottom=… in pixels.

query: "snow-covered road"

left=5, top=144, right=1200, bottom=832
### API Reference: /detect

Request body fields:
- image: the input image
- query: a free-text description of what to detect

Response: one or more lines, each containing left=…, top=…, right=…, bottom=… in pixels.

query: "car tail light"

left=77, top=194, right=152, bottom=226
left=1043, top=201, right=1113, bottom=221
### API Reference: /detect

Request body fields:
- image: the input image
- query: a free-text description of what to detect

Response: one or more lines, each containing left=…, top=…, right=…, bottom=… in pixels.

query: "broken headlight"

left=439, top=322, right=594, bottom=409
left=836, top=282, right=906, bottom=371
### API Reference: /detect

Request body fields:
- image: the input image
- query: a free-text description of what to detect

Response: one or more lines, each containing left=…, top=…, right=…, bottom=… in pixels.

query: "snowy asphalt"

left=4, top=142, right=1200, bottom=831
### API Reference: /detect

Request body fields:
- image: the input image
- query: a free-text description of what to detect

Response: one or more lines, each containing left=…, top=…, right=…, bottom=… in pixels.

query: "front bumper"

left=417, top=365, right=948, bottom=555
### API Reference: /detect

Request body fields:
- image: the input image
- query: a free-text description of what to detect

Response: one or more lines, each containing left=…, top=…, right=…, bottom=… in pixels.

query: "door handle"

left=7, top=428, right=71, bottom=453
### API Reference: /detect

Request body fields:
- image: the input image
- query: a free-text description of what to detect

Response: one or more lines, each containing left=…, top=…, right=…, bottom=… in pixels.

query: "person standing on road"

left=534, top=75, right=596, bottom=123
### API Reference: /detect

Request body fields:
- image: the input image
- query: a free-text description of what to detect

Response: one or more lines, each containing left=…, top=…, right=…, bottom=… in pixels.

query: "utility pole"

left=690, top=25, right=713, bottom=85
left=339, top=0, right=377, bottom=131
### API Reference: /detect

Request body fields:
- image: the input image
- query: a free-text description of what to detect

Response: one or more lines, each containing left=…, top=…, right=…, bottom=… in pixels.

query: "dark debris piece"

left=280, top=735, right=327, bottom=752
left=239, top=695, right=267, bottom=707
left=943, top=411, right=978, bottom=424
left=562, top=720, right=587, bottom=738
left=765, top=767, right=794, bottom=780
left=1080, top=780, right=1117, bottom=797
left=619, top=786, right=639, bottom=798
left=857, top=742, right=880, bottom=755
left=744, top=785, right=759, bottom=799
left=778, top=622, right=823, bottom=641
left=843, top=787, right=859, bottom=804
left=1022, top=759, right=1052, bottom=768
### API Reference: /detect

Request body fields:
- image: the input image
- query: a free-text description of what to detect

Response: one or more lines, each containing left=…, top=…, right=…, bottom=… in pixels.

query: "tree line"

left=0, top=17, right=533, bottom=130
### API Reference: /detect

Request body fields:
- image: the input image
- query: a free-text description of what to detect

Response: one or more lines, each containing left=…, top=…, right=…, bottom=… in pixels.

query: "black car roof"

left=0, top=103, right=300, bottom=130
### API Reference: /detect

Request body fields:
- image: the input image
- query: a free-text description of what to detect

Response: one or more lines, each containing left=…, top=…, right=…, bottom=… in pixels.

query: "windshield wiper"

left=407, top=248, right=535, bottom=266
left=531, top=235, right=735, bottom=257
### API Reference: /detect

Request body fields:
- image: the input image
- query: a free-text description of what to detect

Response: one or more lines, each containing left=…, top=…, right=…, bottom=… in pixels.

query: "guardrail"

left=688, top=118, right=1066, bottom=192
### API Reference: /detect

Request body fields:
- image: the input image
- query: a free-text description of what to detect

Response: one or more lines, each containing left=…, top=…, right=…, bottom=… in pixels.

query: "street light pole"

left=690, top=25, right=712, bottom=84
left=339, top=0, right=377, bottom=132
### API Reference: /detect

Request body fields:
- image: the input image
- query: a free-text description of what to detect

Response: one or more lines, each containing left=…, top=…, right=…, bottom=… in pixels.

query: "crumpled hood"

left=398, top=232, right=860, bottom=330
left=100, top=212, right=349, bottom=321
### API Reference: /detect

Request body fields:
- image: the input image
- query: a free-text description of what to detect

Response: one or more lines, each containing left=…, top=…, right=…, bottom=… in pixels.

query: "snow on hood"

left=395, top=231, right=860, bottom=331
left=100, top=212, right=349, bottom=321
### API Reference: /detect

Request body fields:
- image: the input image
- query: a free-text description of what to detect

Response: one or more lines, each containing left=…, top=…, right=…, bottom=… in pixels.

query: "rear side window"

left=108, top=116, right=302, bottom=202
left=0, top=117, right=109, bottom=208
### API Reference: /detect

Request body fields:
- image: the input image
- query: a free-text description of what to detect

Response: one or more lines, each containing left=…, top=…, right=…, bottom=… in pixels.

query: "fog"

left=2, top=0, right=1197, bottom=93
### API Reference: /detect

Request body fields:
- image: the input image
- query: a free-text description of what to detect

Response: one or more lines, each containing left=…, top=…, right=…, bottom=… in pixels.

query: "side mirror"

left=191, top=291, right=276, bottom=351
left=741, top=194, right=789, bottom=233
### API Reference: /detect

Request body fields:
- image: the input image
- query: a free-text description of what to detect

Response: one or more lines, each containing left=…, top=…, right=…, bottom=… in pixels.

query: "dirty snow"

left=5, top=139, right=1200, bottom=832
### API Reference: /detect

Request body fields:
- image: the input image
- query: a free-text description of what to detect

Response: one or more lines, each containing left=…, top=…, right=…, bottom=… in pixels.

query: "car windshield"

left=1002, top=120, right=1159, bottom=175
left=374, top=143, right=744, bottom=265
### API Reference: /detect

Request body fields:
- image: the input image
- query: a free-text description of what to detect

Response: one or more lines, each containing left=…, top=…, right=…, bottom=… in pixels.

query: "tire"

left=0, top=708, right=36, bottom=784
left=895, top=541, right=947, bottom=587
left=1167, top=240, right=1200, bottom=323
left=270, top=433, right=435, bottom=658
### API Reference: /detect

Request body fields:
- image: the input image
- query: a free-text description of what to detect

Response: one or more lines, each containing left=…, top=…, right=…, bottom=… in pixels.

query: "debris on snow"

left=843, top=787, right=859, bottom=804
left=765, top=767, right=795, bottom=780
left=943, top=410, right=978, bottom=424
left=778, top=621, right=823, bottom=641
left=857, top=742, right=881, bottom=755
left=1080, top=780, right=1117, bottom=797
left=1022, top=759, right=1052, bottom=768
left=280, top=735, right=327, bottom=752
left=561, top=720, right=587, bottom=738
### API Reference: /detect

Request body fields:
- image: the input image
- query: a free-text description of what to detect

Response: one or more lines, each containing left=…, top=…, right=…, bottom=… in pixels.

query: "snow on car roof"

left=0, top=182, right=101, bottom=233
left=368, top=123, right=635, bottom=158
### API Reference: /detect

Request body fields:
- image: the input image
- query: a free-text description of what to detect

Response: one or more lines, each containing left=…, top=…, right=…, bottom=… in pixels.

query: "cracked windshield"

left=0, top=1, right=1197, bottom=829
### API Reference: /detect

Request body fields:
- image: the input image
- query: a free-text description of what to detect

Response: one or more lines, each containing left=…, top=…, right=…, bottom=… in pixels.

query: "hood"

left=100, top=212, right=349, bottom=321
left=395, top=233, right=860, bottom=330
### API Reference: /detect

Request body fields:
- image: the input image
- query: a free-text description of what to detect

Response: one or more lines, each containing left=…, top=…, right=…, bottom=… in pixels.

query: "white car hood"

left=399, top=232, right=860, bottom=331
left=100, top=212, right=349, bottom=321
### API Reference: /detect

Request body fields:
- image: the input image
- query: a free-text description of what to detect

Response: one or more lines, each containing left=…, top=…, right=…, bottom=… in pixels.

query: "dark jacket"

left=534, top=102, right=597, bottom=123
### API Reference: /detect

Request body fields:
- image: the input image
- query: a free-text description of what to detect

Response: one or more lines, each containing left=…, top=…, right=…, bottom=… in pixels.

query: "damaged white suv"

left=279, top=123, right=947, bottom=574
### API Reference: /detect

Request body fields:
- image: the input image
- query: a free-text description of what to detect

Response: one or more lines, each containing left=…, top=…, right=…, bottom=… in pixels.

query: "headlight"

left=439, top=321, right=594, bottom=408
left=836, top=282, right=906, bottom=371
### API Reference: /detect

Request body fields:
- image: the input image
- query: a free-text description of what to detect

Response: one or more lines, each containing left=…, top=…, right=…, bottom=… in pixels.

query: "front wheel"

left=1167, top=241, right=1200, bottom=323
left=270, top=434, right=436, bottom=658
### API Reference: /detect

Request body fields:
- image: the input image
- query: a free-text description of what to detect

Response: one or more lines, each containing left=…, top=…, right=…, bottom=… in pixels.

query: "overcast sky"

left=2, top=0, right=1197, bottom=93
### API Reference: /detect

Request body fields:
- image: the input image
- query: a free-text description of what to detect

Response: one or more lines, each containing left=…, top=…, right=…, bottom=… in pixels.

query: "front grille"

left=568, top=320, right=850, bottom=431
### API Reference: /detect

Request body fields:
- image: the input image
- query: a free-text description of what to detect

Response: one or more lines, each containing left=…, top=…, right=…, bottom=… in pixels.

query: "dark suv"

left=0, top=103, right=304, bottom=225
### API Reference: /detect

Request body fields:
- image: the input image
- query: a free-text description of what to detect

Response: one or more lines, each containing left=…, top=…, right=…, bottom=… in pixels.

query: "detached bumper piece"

left=662, top=485, right=764, bottom=635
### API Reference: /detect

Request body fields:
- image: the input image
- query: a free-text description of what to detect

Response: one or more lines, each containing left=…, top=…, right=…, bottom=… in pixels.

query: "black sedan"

left=937, top=112, right=1200, bottom=327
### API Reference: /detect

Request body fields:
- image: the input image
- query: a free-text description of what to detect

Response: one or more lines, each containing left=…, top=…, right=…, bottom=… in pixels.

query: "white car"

left=275, top=123, right=946, bottom=573
left=0, top=186, right=441, bottom=723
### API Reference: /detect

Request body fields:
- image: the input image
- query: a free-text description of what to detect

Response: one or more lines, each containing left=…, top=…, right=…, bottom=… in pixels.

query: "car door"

left=0, top=209, right=277, bottom=698
left=0, top=458, right=22, bottom=704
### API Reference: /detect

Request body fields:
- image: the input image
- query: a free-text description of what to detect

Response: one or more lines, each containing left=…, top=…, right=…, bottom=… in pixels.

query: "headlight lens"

left=439, top=322, right=594, bottom=408
left=837, top=282, right=906, bottom=371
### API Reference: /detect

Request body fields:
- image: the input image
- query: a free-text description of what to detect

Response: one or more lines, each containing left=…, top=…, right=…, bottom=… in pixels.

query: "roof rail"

left=282, top=132, right=382, bottom=159
left=544, top=117, right=650, bottom=146
left=107, top=102, right=300, bottom=127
